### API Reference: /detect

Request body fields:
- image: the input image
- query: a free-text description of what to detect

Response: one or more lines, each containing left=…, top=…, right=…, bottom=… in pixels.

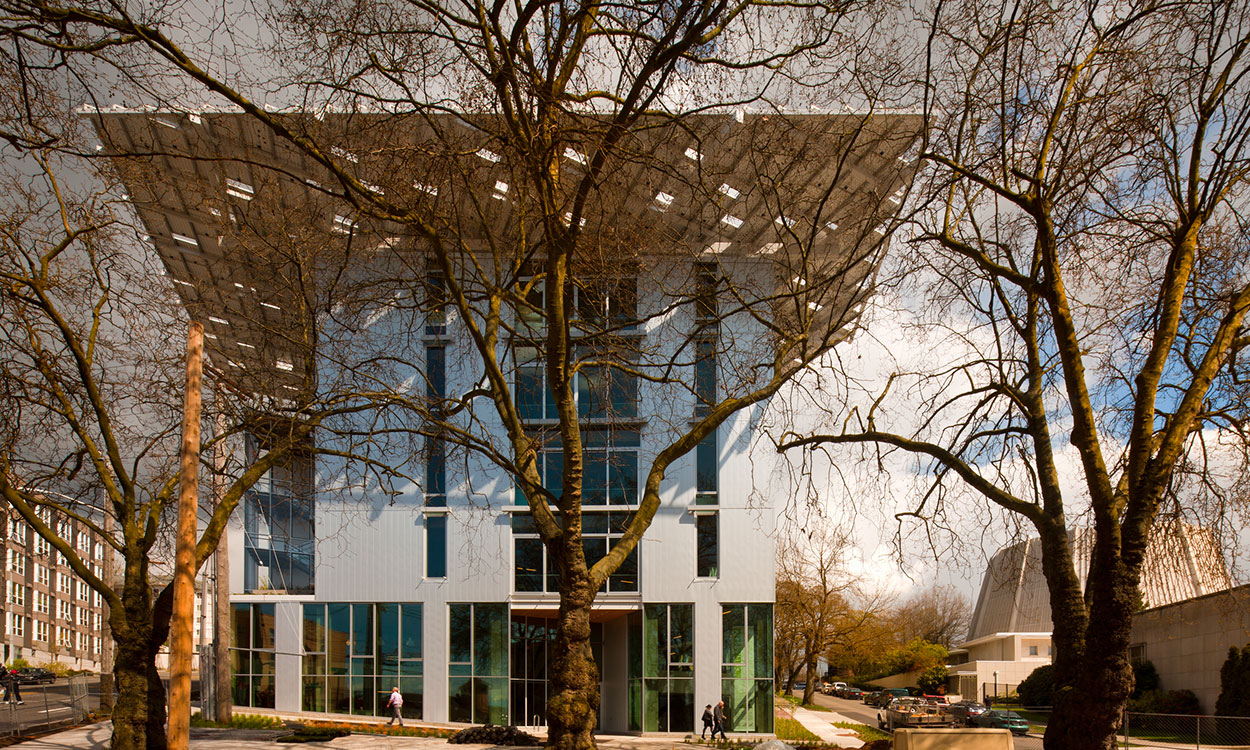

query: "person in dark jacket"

left=712, top=700, right=727, bottom=740
left=4, top=670, right=22, bottom=704
left=701, top=704, right=714, bottom=738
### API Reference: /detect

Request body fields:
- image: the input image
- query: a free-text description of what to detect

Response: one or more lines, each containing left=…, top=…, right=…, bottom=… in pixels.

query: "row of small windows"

left=6, top=553, right=103, bottom=603
left=6, top=514, right=104, bottom=558
left=3, top=614, right=101, bottom=652
left=6, top=585, right=99, bottom=620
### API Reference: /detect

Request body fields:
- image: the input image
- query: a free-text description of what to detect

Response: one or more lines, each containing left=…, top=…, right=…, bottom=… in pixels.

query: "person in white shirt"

left=387, top=686, right=404, bottom=726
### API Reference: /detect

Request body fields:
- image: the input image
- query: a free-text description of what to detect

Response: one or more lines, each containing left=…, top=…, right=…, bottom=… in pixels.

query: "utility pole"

left=168, top=321, right=203, bottom=750
left=212, top=414, right=233, bottom=723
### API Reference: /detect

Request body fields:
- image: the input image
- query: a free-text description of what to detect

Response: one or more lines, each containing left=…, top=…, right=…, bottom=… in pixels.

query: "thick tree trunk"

left=1043, top=531, right=1137, bottom=750
left=547, top=577, right=600, bottom=750
left=802, top=659, right=818, bottom=705
left=146, top=654, right=169, bottom=750
left=110, top=633, right=151, bottom=750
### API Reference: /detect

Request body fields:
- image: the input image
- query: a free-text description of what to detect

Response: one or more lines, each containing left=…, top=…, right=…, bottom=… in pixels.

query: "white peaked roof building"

left=93, top=109, right=921, bottom=731
left=949, top=523, right=1232, bottom=701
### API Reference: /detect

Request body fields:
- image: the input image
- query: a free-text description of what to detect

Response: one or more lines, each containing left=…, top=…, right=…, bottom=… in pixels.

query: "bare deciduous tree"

left=891, top=585, right=968, bottom=650
left=774, top=522, right=891, bottom=704
left=782, top=1, right=1250, bottom=748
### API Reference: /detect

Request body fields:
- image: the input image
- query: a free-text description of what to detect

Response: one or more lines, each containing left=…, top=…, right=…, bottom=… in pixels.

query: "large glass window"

left=302, top=602, right=422, bottom=719
left=448, top=603, right=509, bottom=725
left=514, top=351, right=638, bottom=422
left=243, top=455, right=314, bottom=594
left=721, top=604, right=773, bottom=733
left=516, top=430, right=638, bottom=507
left=230, top=602, right=275, bottom=708
left=512, top=510, right=638, bottom=593
left=629, top=604, right=694, bottom=732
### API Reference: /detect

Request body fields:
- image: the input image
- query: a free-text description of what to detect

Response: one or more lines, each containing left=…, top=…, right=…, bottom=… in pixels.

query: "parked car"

left=863, top=690, right=884, bottom=705
left=869, top=688, right=910, bottom=707
left=948, top=700, right=989, bottom=726
left=794, top=681, right=806, bottom=692
left=842, top=687, right=864, bottom=700
left=973, top=709, right=1030, bottom=735
left=820, top=682, right=834, bottom=695
left=877, top=697, right=955, bottom=731
left=15, top=668, right=55, bottom=684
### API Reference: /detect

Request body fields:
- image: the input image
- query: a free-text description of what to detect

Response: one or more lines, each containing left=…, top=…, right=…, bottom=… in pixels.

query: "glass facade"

left=301, top=602, right=423, bottom=718
left=243, top=465, right=314, bottom=594
left=721, top=604, right=773, bottom=733
left=230, top=602, right=275, bottom=708
left=629, top=604, right=695, bottom=732
left=448, top=603, right=509, bottom=724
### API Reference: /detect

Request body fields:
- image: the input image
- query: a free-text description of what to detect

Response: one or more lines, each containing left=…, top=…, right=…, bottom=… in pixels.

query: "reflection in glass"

left=427, top=516, right=447, bottom=578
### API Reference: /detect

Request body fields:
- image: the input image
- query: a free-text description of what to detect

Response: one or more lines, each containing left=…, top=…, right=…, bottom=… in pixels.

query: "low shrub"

left=190, top=712, right=287, bottom=729
left=302, top=720, right=455, bottom=738
left=277, top=726, right=351, bottom=743
left=1017, top=664, right=1055, bottom=707
left=1128, top=689, right=1201, bottom=715
left=449, top=724, right=542, bottom=745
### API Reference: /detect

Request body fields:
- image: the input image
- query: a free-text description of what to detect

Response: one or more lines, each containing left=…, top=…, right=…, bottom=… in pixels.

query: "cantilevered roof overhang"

left=90, top=110, right=923, bottom=390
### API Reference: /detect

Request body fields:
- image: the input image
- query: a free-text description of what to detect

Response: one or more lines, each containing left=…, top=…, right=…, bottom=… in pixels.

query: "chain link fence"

left=1012, top=707, right=1250, bottom=748
left=1122, top=711, right=1250, bottom=748
left=0, top=675, right=96, bottom=738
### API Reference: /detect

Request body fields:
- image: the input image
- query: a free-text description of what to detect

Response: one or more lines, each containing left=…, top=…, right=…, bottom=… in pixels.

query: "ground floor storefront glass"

left=627, top=604, right=695, bottom=732
left=231, top=602, right=276, bottom=708
left=721, top=604, right=773, bottom=733
left=448, top=603, right=509, bottom=724
left=299, top=602, right=423, bottom=719
left=260, top=598, right=771, bottom=731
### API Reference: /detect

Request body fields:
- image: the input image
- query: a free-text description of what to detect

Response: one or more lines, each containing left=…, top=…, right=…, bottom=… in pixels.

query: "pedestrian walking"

left=701, top=703, right=714, bottom=739
left=712, top=700, right=727, bottom=740
left=386, top=686, right=403, bottom=726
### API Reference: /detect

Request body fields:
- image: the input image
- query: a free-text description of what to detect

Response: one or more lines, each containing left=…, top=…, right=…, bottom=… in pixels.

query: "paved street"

left=0, top=679, right=100, bottom=735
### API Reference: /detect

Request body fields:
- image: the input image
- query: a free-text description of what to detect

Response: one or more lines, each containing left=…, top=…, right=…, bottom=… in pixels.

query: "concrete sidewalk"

left=788, top=706, right=866, bottom=749
left=11, top=721, right=716, bottom=750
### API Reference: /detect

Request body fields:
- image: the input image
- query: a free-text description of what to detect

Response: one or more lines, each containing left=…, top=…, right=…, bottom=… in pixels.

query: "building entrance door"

left=510, top=616, right=554, bottom=728
left=510, top=615, right=604, bottom=729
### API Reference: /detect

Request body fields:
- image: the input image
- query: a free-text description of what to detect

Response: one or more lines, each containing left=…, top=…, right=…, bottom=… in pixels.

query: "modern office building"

left=93, top=110, right=919, bottom=731
left=948, top=523, right=1233, bottom=700
left=1, top=504, right=109, bottom=670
